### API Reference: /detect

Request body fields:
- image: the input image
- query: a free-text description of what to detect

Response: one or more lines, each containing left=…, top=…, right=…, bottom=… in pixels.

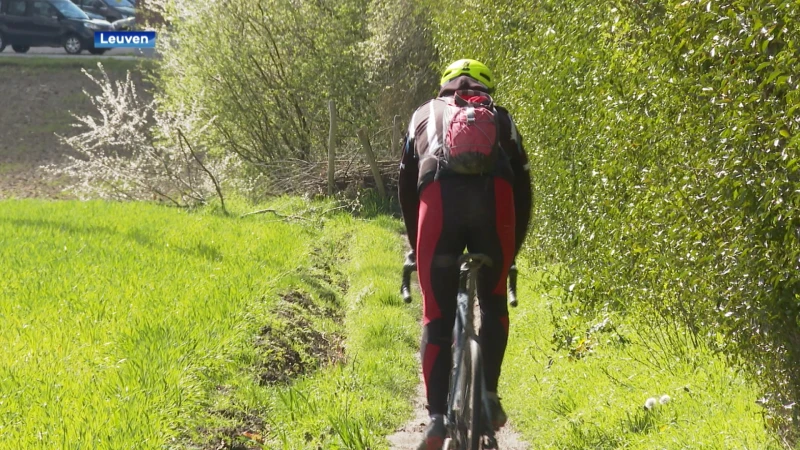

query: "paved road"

left=0, top=46, right=156, bottom=60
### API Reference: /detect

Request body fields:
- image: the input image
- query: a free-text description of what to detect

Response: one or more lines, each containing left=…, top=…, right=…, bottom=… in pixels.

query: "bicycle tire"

left=467, top=337, right=483, bottom=450
left=452, top=335, right=471, bottom=448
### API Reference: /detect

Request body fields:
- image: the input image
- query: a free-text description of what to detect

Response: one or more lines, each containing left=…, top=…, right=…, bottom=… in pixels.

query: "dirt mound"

left=256, top=290, right=345, bottom=385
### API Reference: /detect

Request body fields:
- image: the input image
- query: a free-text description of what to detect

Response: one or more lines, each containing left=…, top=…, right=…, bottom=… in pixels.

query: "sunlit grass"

left=0, top=198, right=418, bottom=449
left=0, top=199, right=311, bottom=448
left=201, top=214, right=420, bottom=449
left=500, top=264, right=782, bottom=449
left=2, top=197, right=783, bottom=448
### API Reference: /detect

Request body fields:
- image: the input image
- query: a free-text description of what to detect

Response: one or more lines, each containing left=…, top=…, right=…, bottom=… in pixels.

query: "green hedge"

left=430, top=0, right=800, bottom=438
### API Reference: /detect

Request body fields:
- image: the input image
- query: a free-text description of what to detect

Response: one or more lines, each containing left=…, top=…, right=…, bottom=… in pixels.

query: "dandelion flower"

left=644, top=397, right=658, bottom=410
left=660, top=395, right=671, bottom=405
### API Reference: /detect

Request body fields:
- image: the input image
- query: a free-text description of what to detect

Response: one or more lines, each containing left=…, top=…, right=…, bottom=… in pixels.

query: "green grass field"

left=0, top=198, right=785, bottom=449
left=0, top=199, right=312, bottom=448
left=0, top=198, right=418, bottom=449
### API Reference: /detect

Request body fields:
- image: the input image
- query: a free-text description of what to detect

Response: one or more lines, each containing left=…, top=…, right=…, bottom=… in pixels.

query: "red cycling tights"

left=416, top=175, right=515, bottom=415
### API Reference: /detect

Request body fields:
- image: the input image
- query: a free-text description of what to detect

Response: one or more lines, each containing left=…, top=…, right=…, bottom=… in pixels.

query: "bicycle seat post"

left=458, top=253, right=493, bottom=272
left=457, top=254, right=493, bottom=340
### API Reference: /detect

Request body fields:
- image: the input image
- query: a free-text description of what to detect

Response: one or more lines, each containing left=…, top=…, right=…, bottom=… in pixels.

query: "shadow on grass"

left=353, top=188, right=400, bottom=219
left=0, top=216, right=223, bottom=262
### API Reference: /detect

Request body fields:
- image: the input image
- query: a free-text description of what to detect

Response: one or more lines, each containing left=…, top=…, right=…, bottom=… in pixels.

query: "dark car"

left=110, top=13, right=133, bottom=30
left=0, top=0, right=113, bottom=54
left=72, top=0, right=133, bottom=23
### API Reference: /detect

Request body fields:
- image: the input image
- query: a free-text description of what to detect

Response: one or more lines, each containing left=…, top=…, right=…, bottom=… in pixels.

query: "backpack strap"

left=465, top=106, right=476, bottom=125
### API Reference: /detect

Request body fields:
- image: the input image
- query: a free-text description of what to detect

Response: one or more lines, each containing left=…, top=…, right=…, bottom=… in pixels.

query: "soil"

left=386, top=355, right=530, bottom=450
left=255, top=289, right=345, bottom=385
left=0, top=61, right=150, bottom=199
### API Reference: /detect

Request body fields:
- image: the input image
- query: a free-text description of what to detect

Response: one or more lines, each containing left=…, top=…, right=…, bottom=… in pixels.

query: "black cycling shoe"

left=417, top=415, right=446, bottom=450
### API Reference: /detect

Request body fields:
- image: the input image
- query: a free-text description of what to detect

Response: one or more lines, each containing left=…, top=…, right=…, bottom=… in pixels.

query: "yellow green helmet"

left=440, top=59, right=495, bottom=91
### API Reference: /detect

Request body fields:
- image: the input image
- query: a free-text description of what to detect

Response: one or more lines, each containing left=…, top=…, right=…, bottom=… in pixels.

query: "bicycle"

left=401, top=252, right=519, bottom=450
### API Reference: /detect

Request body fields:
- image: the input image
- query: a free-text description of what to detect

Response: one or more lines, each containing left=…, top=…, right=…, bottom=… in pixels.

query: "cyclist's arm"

left=499, top=109, right=532, bottom=257
left=398, top=132, right=419, bottom=251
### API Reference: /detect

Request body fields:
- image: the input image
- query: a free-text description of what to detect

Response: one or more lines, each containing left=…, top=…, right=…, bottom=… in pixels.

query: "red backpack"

left=436, top=90, right=502, bottom=175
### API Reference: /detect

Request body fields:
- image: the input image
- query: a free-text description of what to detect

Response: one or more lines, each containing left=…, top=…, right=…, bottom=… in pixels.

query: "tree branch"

left=177, top=128, right=227, bottom=214
left=240, top=208, right=310, bottom=221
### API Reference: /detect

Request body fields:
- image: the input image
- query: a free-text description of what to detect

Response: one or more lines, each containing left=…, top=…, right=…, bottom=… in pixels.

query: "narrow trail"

left=386, top=357, right=530, bottom=450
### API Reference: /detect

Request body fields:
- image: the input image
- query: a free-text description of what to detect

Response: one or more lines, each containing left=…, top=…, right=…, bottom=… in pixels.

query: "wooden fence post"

left=327, top=100, right=337, bottom=196
left=357, top=127, right=386, bottom=198
left=392, top=115, right=401, bottom=157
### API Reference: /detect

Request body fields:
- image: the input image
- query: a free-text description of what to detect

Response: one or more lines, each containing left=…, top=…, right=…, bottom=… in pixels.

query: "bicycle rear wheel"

left=449, top=334, right=480, bottom=449
left=467, top=337, right=483, bottom=450
left=451, top=337, right=471, bottom=448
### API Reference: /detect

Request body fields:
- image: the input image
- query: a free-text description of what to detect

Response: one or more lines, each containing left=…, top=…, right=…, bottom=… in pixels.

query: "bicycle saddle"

left=458, top=253, right=493, bottom=269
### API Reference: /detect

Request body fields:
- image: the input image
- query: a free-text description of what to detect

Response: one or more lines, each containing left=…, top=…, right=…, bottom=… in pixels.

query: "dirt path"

left=386, top=357, right=530, bottom=450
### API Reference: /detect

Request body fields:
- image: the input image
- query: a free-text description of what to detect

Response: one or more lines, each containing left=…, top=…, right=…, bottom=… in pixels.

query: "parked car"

left=83, top=10, right=106, bottom=20
left=71, top=0, right=133, bottom=23
left=0, top=0, right=113, bottom=54
left=110, top=14, right=133, bottom=30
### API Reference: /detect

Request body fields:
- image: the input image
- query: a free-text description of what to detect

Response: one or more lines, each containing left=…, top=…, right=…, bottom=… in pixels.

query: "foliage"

left=147, top=0, right=439, bottom=194
left=361, top=0, right=440, bottom=155
left=430, top=0, right=800, bottom=440
left=46, top=64, right=237, bottom=211
left=153, top=0, right=373, bottom=167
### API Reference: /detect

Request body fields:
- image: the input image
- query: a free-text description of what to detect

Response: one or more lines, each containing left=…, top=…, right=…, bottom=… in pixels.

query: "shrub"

left=46, top=64, right=237, bottom=211
left=430, top=0, right=800, bottom=439
left=146, top=0, right=439, bottom=198
left=154, top=0, right=375, bottom=166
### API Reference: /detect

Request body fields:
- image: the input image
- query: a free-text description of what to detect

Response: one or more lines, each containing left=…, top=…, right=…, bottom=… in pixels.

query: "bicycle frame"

left=446, top=254, right=495, bottom=449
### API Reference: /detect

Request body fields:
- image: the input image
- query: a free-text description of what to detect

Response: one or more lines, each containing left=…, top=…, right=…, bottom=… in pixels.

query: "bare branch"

left=240, top=208, right=310, bottom=222
left=178, top=128, right=227, bottom=214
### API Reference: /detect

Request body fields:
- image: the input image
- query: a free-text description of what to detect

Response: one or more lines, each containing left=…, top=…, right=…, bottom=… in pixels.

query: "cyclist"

left=398, top=59, right=532, bottom=449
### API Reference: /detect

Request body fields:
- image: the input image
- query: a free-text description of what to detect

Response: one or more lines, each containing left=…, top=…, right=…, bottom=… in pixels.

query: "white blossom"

left=43, top=63, right=240, bottom=209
